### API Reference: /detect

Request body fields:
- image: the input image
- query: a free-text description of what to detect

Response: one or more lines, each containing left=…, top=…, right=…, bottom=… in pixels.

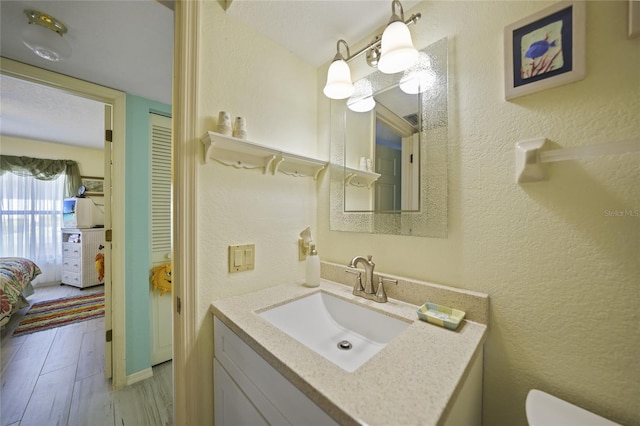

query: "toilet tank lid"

left=526, top=389, right=620, bottom=426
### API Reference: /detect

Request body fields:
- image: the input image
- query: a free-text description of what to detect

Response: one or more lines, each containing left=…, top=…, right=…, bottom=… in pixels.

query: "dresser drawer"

left=62, top=258, right=82, bottom=272
left=62, top=243, right=81, bottom=258
left=62, top=271, right=81, bottom=287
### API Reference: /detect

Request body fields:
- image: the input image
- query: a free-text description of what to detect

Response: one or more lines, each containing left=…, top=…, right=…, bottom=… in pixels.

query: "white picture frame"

left=504, top=1, right=586, bottom=100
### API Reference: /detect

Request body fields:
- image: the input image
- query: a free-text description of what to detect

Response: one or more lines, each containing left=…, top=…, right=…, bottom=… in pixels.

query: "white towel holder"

left=515, top=138, right=640, bottom=183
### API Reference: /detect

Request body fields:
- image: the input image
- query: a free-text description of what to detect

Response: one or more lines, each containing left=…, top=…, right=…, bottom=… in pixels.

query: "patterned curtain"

left=0, top=155, right=81, bottom=284
left=0, top=155, right=82, bottom=197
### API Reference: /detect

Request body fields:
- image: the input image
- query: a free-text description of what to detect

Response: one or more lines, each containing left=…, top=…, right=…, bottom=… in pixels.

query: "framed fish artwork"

left=504, top=1, right=586, bottom=100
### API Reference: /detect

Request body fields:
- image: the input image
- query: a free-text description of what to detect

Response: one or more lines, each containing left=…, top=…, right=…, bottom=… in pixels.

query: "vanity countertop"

left=210, top=279, right=488, bottom=426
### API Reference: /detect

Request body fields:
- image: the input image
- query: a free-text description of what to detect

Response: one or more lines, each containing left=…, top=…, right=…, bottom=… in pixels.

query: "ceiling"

left=0, top=0, right=419, bottom=149
left=226, top=0, right=420, bottom=67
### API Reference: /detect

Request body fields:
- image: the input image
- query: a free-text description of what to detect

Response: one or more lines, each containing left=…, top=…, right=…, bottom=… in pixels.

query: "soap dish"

left=417, top=302, right=465, bottom=330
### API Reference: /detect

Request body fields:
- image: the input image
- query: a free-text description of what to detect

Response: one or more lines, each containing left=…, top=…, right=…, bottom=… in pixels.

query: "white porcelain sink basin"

left=258, top=291, right=410, bottom=372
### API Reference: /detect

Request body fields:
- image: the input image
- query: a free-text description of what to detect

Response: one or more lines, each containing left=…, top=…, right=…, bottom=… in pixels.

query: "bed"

left=0, top=258, right=40, bottom=327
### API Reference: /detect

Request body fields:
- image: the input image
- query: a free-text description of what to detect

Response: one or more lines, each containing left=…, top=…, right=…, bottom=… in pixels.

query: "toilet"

left=526, top=389, right=621, bottom=426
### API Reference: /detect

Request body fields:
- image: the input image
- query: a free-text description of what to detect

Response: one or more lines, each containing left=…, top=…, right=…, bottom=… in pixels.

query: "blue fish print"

left=525, top=36, right=557, bottom=60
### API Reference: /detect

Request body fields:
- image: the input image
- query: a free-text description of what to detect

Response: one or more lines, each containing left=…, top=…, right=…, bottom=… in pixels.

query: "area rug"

left=12, top=292, right=104, bottom=337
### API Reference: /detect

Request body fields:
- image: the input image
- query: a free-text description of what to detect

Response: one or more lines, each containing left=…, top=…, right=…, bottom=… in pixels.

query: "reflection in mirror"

left=330, top=38, right=448, bottom=237
left=373, top=87, right=419, bottom=212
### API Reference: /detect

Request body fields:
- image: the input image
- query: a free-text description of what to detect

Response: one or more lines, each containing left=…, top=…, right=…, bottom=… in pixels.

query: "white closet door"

left=150, top=113, right=173, bottom=365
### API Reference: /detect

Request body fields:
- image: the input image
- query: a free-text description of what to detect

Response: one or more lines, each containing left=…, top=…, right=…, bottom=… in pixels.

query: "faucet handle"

left=375, top=277, right=398, bottom=303
left=345, top=268, right=365, bottom=293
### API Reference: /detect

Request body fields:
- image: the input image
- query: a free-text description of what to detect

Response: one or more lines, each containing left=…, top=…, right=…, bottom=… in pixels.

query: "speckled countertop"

left=211, top=279, right=488, bottom=426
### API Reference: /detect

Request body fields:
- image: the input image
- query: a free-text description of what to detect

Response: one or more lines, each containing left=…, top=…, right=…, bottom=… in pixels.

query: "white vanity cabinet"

left=61, top=228, right=104, bottom=288
left=213, top=317, right=338, bottom=426
left=212, top=280, right=488, bottom=425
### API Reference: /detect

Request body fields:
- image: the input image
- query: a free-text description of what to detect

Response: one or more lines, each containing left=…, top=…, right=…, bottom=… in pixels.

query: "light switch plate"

left=229, top=244, right=255, bottom=273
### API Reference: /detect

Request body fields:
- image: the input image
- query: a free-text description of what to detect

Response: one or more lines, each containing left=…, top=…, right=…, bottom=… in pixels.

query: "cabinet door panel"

left=214, top=318, right=337, bottom=426
left=214, top=360, right=270, bottom=426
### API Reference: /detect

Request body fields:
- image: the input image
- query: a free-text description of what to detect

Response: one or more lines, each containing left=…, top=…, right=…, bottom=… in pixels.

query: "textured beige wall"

left=195, top=2, right=319, bottom=424
left=1, top=135, right=104, bottom=178
left=318, top=2, right=639, bottom=425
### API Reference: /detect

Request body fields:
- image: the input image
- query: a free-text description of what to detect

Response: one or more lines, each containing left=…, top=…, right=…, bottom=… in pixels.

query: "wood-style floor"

left=0, top=284, right=173, bottom=426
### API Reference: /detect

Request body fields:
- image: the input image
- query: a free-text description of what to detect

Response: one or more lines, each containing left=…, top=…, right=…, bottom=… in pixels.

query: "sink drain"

left=337, top=340, right=353, bottom=350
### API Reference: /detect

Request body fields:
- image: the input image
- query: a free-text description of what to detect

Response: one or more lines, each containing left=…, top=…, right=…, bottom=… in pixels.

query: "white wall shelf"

left=344, top=166, right=381, bottom=188
left=201, top=131, right=327, bottom=179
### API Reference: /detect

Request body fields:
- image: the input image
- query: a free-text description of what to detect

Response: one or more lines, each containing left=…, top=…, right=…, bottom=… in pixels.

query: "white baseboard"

left=125, top=367, right=153, bottom=386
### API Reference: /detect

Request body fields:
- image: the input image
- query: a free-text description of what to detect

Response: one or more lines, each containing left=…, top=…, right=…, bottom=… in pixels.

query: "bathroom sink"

left=258, top=291, right=410, bottom=372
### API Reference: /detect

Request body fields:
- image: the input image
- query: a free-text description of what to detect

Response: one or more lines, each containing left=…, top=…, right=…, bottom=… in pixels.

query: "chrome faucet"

left=346, top=255, right=397, bottom=303
left=348, top=255, right=376, bottom=294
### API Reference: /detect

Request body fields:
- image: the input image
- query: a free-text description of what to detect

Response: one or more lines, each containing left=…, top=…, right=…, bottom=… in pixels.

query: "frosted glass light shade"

left=323, top=59, right=354, bottom=99
left=377, top=21, right=418, bottom=74
left=347, top=78, right=376, bottom=112
left=22, top=23, right=71, bottom=61
left=400, top=53, right=435, bottom=94
left=347, top=96, right=375, bottom=112
left=400, top=70, right=435, bottom=94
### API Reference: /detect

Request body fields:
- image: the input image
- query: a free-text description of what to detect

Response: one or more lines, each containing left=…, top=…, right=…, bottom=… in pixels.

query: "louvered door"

left=150, top=113, right=173, bottom=365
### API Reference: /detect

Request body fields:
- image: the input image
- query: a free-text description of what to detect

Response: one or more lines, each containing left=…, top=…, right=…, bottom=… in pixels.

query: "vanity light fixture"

left=323, top=0, right=421, bottom=100
left=377, top=0, right=419, bottom=74
left=323, top=40, right=355, bottom=99
left=21, top=9, right=71, bottom=61
left=347, top=79, right=376, bottom=112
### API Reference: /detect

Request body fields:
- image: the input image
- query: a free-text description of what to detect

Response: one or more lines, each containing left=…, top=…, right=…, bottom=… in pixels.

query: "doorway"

left=0, top=58, right=127, bottom=387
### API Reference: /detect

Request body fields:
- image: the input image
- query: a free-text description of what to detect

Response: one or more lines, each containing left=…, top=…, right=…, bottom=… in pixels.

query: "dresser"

left=61, top=228, right=105, bottom=288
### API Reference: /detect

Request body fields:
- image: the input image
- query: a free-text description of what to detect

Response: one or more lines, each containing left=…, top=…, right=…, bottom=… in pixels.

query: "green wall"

left=125, top=94, right=171, bottom=375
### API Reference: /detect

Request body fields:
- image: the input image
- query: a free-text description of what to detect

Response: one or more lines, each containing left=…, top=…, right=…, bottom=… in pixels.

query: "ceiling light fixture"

left=22, top=9, right=72, bottom=62
left=323, top=0, right=421, bottom=100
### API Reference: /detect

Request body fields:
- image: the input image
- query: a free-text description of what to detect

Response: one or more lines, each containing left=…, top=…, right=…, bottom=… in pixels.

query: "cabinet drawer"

left=62, top=271, right=81, bottom=287
left=62, top=243, right=81, bottom=258
left=62, top=258, right=82, bottom=272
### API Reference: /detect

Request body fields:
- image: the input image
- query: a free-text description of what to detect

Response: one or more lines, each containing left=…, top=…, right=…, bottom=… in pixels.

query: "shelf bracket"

left=265, top=155, right=277, bottom=175
left=313, top=165, right=326, bottom=181
left=272, top=156, right=286, bottom=176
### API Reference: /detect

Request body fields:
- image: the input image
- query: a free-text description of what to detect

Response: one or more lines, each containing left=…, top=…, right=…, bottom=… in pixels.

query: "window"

left=0, top=172, right=65, bottom=284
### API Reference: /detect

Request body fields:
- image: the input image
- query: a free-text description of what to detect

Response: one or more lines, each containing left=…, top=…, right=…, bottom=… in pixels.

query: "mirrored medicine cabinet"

left=330, top=37, right=449, bottom=237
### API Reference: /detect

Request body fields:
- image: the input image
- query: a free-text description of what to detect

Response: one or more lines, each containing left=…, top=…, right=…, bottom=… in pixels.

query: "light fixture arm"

left=343, top=12, right=421, bottom=64
left=390, top=0, right=405, bottom=23
left=334, top=39, right=351, bottom=61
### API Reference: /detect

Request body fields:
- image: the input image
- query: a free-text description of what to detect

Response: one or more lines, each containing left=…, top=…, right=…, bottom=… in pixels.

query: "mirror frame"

left=329, top=37, right=448, bottom=237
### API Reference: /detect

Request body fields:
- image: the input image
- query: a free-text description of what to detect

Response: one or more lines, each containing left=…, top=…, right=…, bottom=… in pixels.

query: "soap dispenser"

left=304, top=243, right=320, bottom=288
